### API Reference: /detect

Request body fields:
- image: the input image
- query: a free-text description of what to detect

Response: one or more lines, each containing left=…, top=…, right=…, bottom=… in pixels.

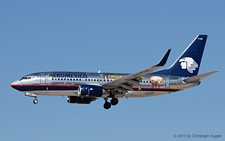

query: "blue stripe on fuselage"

left=13, top=84, right=79, bottom=91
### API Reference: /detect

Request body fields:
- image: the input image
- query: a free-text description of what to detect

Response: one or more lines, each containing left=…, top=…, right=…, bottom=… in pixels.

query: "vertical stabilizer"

left=153, top=35, right=207, bottom=77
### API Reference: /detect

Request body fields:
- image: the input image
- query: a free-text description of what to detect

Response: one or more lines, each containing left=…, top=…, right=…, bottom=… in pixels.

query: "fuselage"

left=11, top=71, right=195, bottom=98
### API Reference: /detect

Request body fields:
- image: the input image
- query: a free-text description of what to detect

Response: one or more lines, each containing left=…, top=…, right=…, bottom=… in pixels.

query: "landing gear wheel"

left=111, top=98, right=118, bottom=106
left=33, top=99, right=38, bottom=104
left=103, top=102, right=111, bottom=109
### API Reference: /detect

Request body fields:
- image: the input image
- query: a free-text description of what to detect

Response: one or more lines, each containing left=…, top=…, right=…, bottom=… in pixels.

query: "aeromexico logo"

left=179, top=57, right=198, bottom=73
left=50, top=73, right=87, bottom=78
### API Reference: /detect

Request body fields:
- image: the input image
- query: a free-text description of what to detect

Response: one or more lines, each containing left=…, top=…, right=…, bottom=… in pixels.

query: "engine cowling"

left=78, top=84, right=103, bottom=97
left=67, top=96, right=95, bottom=104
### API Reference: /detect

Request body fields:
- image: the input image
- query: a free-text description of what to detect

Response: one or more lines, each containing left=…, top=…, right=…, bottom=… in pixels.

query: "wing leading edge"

left=102, top=49, right=171, bottom=92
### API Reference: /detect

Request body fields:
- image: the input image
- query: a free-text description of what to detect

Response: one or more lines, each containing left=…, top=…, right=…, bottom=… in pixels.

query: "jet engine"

left=78, top=84, right=103, bottom=97
left=67, top=96, right=96, bottom=104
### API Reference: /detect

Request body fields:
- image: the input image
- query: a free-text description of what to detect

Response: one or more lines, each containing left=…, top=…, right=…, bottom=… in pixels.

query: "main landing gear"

left=103, top=98, right=119, bottom=109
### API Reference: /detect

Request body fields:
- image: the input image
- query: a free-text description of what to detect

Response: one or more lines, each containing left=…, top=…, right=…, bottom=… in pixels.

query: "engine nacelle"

left=78, top=84, right=103, bottom=97
left=67, top=96, right=95, bottom=104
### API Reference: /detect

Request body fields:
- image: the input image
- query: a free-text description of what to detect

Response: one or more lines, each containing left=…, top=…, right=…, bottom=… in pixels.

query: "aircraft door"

left=98, top=74, right=104, bottom=85
left=165, top=77, right=170, bottom=88
left=40, top=73, right=46, bottom=83
left=99, top=77, right=104, bottom=85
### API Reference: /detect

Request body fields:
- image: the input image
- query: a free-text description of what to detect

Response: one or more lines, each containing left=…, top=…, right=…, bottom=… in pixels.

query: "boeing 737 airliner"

left=11, top=35, right=218, bottom=109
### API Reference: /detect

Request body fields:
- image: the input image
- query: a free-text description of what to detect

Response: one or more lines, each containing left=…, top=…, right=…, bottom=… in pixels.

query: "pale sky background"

left=1, top=1, right=224, bottom=141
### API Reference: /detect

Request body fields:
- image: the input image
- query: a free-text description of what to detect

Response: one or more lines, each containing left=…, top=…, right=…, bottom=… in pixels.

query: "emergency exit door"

left=40, top=73, right=46, bottom=83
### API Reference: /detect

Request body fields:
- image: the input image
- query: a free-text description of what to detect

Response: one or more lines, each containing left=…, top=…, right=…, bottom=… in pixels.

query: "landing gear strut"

left=33, top=95, right=38, bottom=104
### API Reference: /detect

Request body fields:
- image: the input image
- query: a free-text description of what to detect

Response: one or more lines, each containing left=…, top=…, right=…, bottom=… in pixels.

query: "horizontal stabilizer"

left=184, top=70, right=218, bottom=83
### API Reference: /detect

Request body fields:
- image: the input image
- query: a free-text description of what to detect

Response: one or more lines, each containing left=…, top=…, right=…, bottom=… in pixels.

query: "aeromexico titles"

left=11, top=35, right=218, bottom=109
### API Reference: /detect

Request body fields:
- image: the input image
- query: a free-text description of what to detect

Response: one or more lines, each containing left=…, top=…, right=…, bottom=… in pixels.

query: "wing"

left=102, top=49, right=171, bottom=93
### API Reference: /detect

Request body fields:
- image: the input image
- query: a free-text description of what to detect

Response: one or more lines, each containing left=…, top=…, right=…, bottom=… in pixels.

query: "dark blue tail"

left=153, top=35, right=207, bottom=77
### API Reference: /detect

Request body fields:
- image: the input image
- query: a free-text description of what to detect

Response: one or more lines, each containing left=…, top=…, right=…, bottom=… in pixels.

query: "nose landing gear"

left=33, top=98, right=38, bottom=104
left=25, top=92, right=38, bottom=104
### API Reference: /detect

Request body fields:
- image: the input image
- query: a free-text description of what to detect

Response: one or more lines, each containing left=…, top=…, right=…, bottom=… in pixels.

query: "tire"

left=103, top=102, right=111, bottom=109
left=33, top=99, right=38, bottom=104
left=111, top=98, right=118, bottom=106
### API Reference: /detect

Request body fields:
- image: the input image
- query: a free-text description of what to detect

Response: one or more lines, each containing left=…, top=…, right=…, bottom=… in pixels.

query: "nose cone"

left=11, top=81, right=20, bottom=90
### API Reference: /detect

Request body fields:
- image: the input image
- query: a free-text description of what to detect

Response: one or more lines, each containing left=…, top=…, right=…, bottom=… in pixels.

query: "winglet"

left=156, top=48, right=171, bottom=66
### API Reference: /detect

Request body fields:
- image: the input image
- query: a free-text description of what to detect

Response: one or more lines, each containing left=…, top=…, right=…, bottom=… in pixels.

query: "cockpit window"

left=19, top=76, right=33, bottom=81
left=20, top=77, right=27, bottom=80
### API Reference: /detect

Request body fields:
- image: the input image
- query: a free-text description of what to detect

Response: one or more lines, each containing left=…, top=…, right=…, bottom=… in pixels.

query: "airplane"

left=11, top=35, right=218, bottom=109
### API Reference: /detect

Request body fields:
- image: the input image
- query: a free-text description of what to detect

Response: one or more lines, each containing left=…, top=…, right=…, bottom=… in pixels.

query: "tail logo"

left=179, top=57, right=198, bottom=73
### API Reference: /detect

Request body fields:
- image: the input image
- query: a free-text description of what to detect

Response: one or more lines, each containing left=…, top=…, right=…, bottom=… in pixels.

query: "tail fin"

left=153, top=35, right=207, bottom=77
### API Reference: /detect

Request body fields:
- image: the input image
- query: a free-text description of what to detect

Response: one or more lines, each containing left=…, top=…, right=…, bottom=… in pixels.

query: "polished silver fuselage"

left=11, top=71, right=196, bottom=98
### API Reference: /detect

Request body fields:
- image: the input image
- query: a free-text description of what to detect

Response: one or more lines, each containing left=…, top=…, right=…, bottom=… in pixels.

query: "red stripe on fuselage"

left=11, top=83, right=79, bottom=87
